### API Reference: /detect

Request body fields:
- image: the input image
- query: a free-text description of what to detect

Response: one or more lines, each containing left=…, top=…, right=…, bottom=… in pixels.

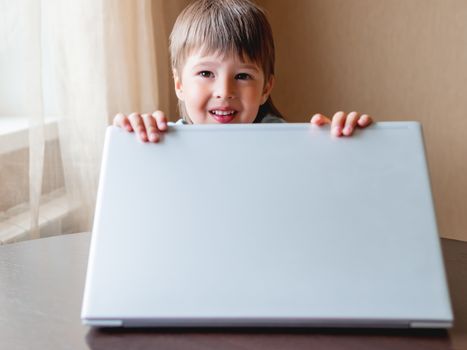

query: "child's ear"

left=173, top=69, right=184, bottom=101
left=261, top=75, right=275, bottom=105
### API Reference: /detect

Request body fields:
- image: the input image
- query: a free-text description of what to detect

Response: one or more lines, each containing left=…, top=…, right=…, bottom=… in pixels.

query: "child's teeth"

left=212, top=110, right=234, bottom=116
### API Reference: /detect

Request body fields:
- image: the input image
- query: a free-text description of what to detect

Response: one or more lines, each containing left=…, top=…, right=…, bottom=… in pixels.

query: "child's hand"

left=113, top=111, right=168, bottom=143
left=310, top=111, right=373, bottom=137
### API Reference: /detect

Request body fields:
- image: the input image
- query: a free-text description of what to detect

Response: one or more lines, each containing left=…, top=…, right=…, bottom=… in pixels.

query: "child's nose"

left=214, top=78, right=236, bottom=99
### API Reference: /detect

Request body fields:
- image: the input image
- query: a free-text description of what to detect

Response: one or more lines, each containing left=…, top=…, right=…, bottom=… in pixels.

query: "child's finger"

left=331, top=111, right=346, bottom=137
left=112, top=113, right=123, bottom=126
left=342, top=111, right=359, bottom=136
left=113, top=113, right=132, bottom=131
left=122, top=115, right=132, bottom=132
left=141, top=113, right=159, bottom=143
left=357, top=114, right=373, bottom=127
left=152, top=111, right=168, bottom=131
left=310, top=113, right=331, bottom=126
left=128, top=113, right=147, bottom=142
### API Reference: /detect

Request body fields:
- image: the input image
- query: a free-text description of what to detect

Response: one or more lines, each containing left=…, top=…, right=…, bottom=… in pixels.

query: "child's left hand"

left=310, top=111, right=373, bottom=137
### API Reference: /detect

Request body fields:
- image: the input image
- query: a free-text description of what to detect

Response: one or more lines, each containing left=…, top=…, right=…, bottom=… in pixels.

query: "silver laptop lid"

left=82, top=122, right=452, bottom=328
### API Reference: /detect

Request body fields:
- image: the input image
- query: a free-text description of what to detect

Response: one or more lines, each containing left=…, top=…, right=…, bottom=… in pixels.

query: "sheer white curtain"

left=0, top=0, right=173, bottom=243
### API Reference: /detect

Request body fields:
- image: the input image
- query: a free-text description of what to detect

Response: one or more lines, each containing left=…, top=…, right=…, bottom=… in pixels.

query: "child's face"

left=174, top=51, right=274, bottom=124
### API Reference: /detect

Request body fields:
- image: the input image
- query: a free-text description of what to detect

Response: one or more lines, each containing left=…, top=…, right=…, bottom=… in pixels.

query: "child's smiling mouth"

left=209, top=108, right=238, bottom=123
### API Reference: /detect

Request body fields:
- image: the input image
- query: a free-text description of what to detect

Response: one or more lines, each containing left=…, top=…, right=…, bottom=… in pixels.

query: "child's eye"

left=199, top=71, right=214, bottom=78
left=235, top=73, right=251, bottom=80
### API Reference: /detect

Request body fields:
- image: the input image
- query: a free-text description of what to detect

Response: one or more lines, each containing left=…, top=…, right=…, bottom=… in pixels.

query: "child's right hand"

left=112, top=111, right=168, bottom=143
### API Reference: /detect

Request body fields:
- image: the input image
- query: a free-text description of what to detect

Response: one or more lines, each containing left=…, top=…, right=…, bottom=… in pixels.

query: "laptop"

left=81, top=122, right=453, bottom=328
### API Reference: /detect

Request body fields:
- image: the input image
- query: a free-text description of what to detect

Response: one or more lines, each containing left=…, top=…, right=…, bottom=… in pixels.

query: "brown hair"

left=169, top=0, right=284, bottom=123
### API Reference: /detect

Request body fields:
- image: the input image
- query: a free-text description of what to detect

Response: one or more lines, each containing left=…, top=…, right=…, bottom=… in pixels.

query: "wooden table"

left=1, top=232, right=466, bottom=350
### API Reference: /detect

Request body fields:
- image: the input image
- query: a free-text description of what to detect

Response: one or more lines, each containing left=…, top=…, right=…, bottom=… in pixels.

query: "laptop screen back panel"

left=82, top=122, right=452, bottom=328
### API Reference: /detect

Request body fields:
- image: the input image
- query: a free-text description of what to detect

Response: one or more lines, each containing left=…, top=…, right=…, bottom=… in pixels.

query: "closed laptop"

left=81, top=122, right=453, bottom=328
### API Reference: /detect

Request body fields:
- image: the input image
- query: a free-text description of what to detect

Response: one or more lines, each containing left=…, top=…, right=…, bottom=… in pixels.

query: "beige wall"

left=257, top=0, right=467, bottom=241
